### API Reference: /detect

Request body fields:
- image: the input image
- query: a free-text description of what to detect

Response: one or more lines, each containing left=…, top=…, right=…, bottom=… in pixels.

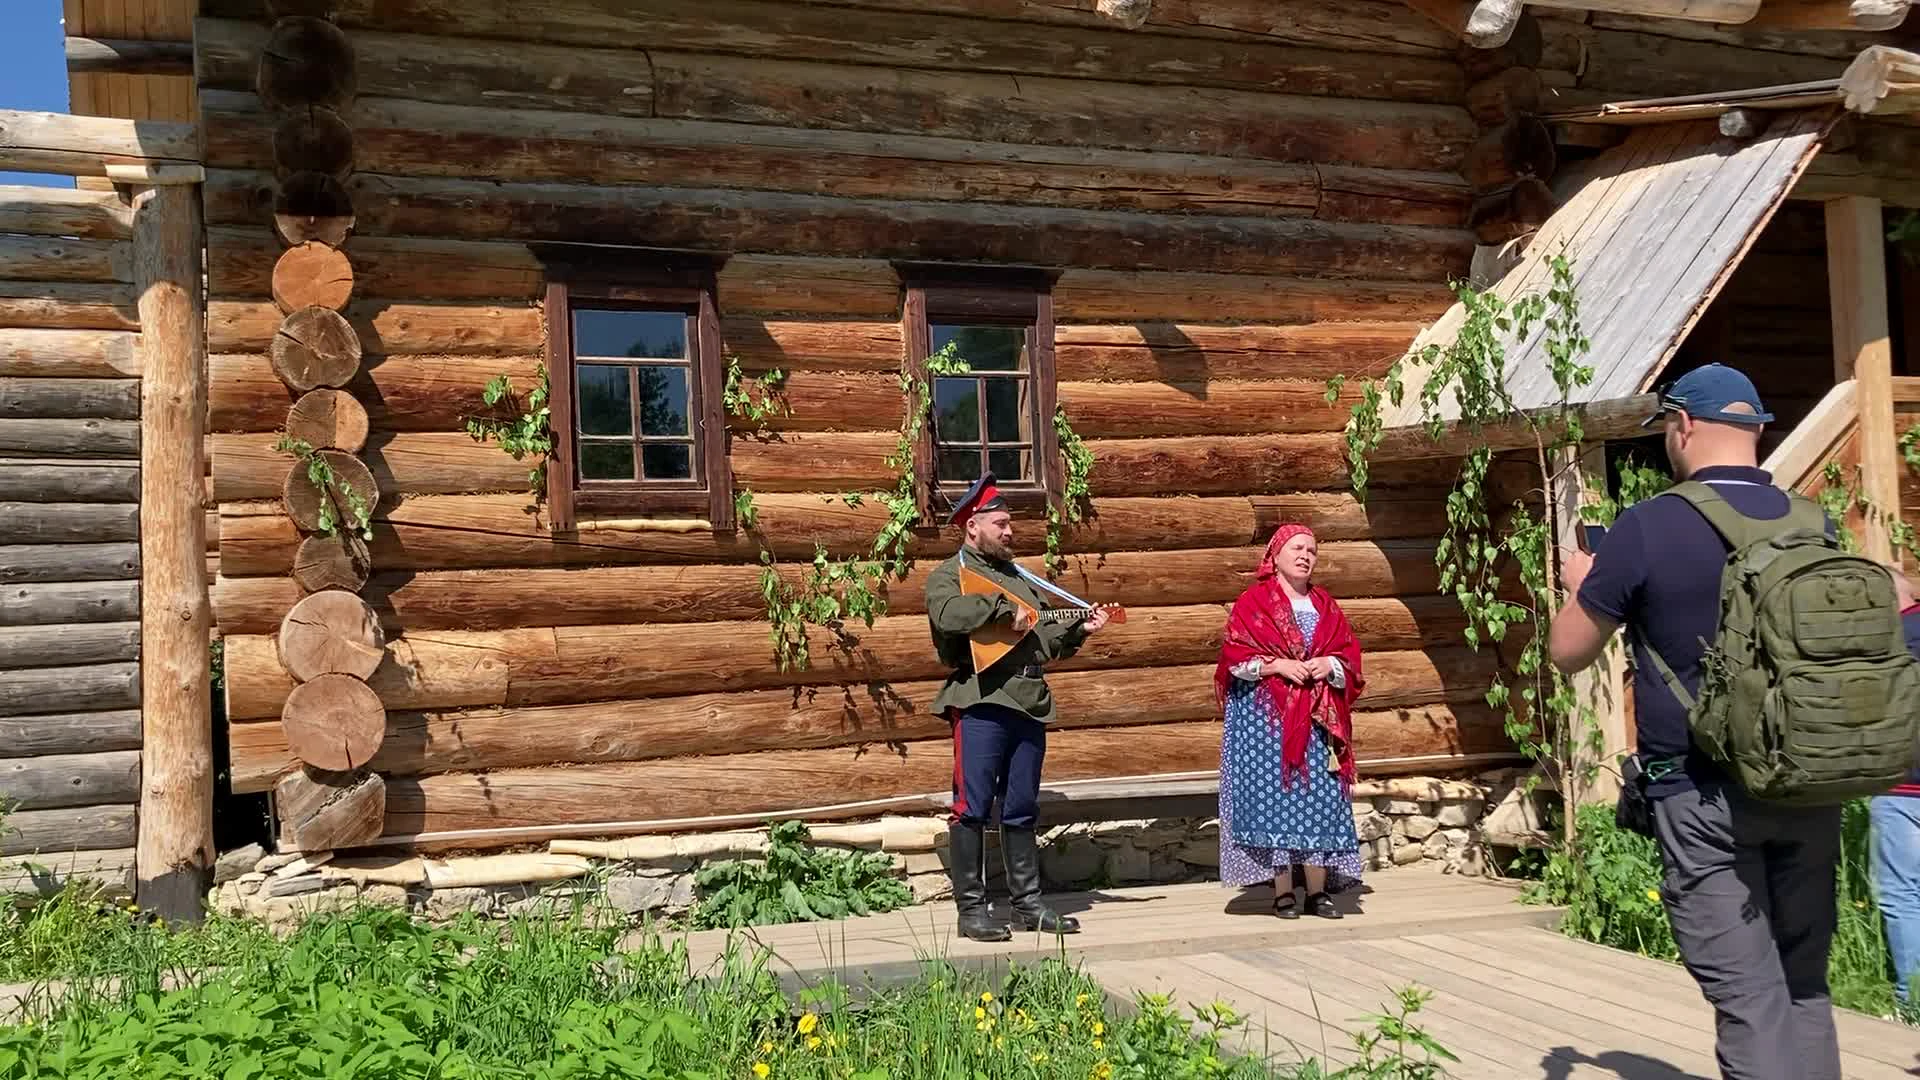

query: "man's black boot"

left=948, top=822, right=1011, bottom=942
left=1002, top=826, right=1080, bottom=934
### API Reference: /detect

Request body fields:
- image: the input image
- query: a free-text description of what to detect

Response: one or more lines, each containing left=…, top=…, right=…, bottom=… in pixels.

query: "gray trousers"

left=1652, top=784, right=1842, bottom=1080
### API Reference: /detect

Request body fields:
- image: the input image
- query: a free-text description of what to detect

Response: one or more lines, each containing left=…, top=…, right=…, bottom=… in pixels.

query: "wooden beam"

left=64, top=37, right=194, bottom=76
left=1841, top=45, right=1920, bottom=117
left=1400, top=0, right=1523, bottom=47
left=1530, top=0, right=1760, bottom=19
left=0, top=110, right=196, bottom=178
left=134, top=184, right=212, bottom=924
left=1761, top=379, right=1859, bottom=490
left=1551, top=445, right=1628, bottom=807
left=1826, top=196, right=1900, bottom=563
left=1372, top=394, right=1659, bottom=461
left=1749, top=0, right=1914, bottom=30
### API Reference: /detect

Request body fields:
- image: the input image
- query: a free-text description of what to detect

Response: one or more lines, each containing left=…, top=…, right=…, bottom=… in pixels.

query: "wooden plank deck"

left=672, top=868, right=1920, bottom=1079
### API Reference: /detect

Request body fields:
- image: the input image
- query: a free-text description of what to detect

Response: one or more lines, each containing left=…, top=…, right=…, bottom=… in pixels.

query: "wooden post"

left=134, top=181, right=212, bottom=922
left=1825, top=195, right=1900, bottom=564
left=1552, top=445, right=1628, bottom=806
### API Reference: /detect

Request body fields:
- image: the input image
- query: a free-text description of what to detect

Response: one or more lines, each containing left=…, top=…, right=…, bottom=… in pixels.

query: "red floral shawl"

left=1214, top=540, right=1366, bottom=789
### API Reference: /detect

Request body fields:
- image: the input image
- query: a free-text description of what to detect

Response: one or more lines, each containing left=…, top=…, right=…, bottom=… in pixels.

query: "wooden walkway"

left=674, top=869, right=1920, bottom=1079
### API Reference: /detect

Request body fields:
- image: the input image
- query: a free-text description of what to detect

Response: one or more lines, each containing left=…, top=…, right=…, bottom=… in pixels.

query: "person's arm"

left=1037, top=612, right=1089, bottom=661
left=1549, top=513, right=1642, bottom=674
left=925, top=561, right=1015, bottom=635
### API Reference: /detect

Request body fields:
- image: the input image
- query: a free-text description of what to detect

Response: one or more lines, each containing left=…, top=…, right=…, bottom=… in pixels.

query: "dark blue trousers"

left=950, top=704, right=1047, bottom=829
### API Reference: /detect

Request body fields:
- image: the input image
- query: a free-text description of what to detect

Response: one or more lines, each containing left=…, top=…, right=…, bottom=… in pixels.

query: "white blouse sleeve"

left=1325, top=656, right=1346, bottom=689
left=1229, top=658, right=1264, bottom=681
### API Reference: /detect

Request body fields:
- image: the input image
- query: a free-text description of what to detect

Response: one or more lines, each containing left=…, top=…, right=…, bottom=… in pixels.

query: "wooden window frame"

left=544, top=262, right=732, bottom=533
left=899, top=265, right=1062, bottom=518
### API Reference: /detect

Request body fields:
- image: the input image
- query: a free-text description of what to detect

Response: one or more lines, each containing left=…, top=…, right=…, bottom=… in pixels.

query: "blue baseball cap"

left=1643, top=363, right=1773, bottom=428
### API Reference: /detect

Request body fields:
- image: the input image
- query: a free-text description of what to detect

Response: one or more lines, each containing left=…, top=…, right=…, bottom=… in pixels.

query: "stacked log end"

left=255, top=3, right=385, bottom=851
left=1459, top=12, right=1558, bottom=270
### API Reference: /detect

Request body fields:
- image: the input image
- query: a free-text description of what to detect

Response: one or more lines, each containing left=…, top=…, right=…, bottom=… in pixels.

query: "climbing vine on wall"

left=466, top=365, right=553, bottom=493
left=1334, top=253, right=1601, bottom=809
left=1046, top=408, right=1094, bottom=577
left=274, top=435, right=374, bottom=541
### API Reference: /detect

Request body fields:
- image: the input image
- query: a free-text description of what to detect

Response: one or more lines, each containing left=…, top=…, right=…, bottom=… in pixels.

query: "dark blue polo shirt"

left=1576, top=465, right=1834, bottom=798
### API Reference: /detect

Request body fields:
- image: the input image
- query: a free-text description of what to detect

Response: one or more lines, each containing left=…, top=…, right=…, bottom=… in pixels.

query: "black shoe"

left=1305, top=891, right=1342, bottom=920
left=948, top=823, right=1011, bottom=942
left=1272, top=894, right=1299, bottom=919
left=1001, top=826, right=1080, bottom=934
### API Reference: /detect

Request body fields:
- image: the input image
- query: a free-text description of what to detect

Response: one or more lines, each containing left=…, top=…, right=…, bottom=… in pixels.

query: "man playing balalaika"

left=925, top=472, right=1111, bottom=941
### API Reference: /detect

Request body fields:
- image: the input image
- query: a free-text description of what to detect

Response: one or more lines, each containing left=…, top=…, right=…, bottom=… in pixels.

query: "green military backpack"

left=1644, top=480, right=1920, bottom=805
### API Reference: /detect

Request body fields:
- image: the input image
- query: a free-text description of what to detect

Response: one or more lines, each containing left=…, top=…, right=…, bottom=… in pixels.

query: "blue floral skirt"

left=1217, top=680, right=1362, bottom=892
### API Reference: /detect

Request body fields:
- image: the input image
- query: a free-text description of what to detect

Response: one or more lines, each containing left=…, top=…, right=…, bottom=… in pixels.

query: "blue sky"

left=0, top=0, right=74, bottom=188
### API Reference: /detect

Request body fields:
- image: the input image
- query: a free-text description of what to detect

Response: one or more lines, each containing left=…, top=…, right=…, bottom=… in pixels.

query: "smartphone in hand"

left=1580, top=523, right=1606, bottom=554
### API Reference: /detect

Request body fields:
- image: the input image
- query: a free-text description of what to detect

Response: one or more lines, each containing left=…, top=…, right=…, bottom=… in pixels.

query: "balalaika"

left=958, top=563, right=1126, bottom=674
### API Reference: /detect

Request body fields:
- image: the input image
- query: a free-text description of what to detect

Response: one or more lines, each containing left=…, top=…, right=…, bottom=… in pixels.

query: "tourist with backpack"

left=1549, top=364, right=1920, bottom=1080
left=1870, top=566, right=1920, bottom=1013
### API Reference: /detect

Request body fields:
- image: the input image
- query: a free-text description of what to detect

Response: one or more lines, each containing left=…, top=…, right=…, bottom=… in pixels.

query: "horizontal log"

left=0, top=749, right=141, bottom=809
left=0, top=329, right=140, bottom=378
left=0, top=464, right=138, bottom=503
left=0, top=662, right=140, bottom=717
left=0, top=502, right=137, bottom=544
left=0, top=622, right=140, bottom=670
left=0, top=543, right=139, bottom=584
left=196, top=16, right=659, bottom=119
left=0, top=803, right=137, bottom=856
left=0, top=237, right=128, bottom=288
left=0, top=709, right=142, bottom=755
left=213, top=531, right=1452, bottom=636
left=202, top=92, right=1470, bottom=227
left=1063, top=380, right=1354, bottom=437
left=0, top=185, right=132, bottom=239
left=1055, top=322, right=1416, bottom=383
left=208, top=299, right=541, bottom=356
left=0, top=418, right=139, bottom=458
left=0, top=282, right=139, bottom=332
left=0, top=109, right=196, bottom=177
left=0, top=846, right=134, bottom=897
left=203, top=0, right=1458, bottom=57
left=216, top=486, right=1445, bottom=577
left=1052, top=270, right=1453, bottom=324
left=228, top=645, right=1502, bottom=791
left=0, top=581, right=139, bottom=627
left=65, top=36, right=194, bottom=76
left=221, top=594, right=1472, bottom=721
left=210, top=1, right=1467, bottom=101
left=0, top=377, right=139, bottom=420
left=1089, top=434, right=1461, bottom=497
left=380, top=712, right=1515, bottom=838
left=204, top=170, right=1476, bottom=281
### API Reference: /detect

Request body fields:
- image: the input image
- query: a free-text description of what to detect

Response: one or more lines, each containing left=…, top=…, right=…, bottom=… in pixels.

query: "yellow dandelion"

left=976, top=1020, right=990, bottom=1032
left=1645, top=889, right=1660, bottom=902
left=974, top=1006, right=987, bottom=1020
left=1092, top=1039, right=1104, bottom=1050
left=760, top=1042, right=774, bottom=1054
left=1075, top=993, right=1089, bottom=1006
left=1092, top=1021, right=1105, bottom=1036
left=827, top=1033, right=842, bottom=1049
left=797, top=1013, right=819, bottom=1036
left=1856, top=899, right=1869, bottom=910
left=980, top=991, right=993, bottom=1004
left=807, top=1036, right=822, bottom=1050
left=1091, top=1062, right=1113, bottom=1080
left=753, top=1064, right=771, bottom=1079
left=994, top=1036, right=1005, bottom=1049
left=1031, top=1052, right=1050, bottom=1064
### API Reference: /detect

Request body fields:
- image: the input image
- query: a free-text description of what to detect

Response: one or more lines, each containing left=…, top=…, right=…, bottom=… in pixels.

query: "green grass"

left=0, top=893, right=1461, bottom=1079
left=1521, top=800, right=1903, bottom=1021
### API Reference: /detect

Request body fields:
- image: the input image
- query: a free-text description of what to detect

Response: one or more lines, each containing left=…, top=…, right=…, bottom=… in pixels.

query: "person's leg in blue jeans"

left=1870, top=795, right=1920, bottom=1009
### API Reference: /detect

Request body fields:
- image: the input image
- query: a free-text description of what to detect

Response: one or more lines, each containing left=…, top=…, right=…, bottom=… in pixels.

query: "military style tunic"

left=923, top=547, right=1088, bottom=724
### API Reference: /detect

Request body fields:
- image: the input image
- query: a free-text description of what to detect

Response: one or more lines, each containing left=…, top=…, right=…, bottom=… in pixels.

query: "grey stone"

left=1401, top=815, right=1440, bottom=842
left=1173, top=839, right=1220, bottom=868
left=666, top=875, right=696, bottom=910
left=606, top=874, right=677, bottom=915
left=256, top=851, right=301, bottom=874
left=1439, top=828, right=1472, bottom=849
left=1107, top=845, right=1151, bottom=885
left=425, top=886, right=495, bottom=920
left=214, top=844, right=266, bottom=885
left=1434, top=800, right=1485, bottom=828
left=1040, top=838, right=1105, bottom=887
left=1421, top=833, right=1449, bottom=861
left=1391, top=842, right=1424, bottom=866
left=902, top=852, right=947, bottom=876
left=1377, top=798, right=1424, bottom=815
left=1452, top=846, right=1487, bottom=878
left=1390, top=819, right=1407, bottom=843
left=267, top=874, right=329, bottom=899
left=361, top=884, right=409, bottom=908
left=1354, top=812, right=1390, bottom=842
left=1086, top=818, right=1152, bottom=840
left=909, top=872, right=952, bottom=903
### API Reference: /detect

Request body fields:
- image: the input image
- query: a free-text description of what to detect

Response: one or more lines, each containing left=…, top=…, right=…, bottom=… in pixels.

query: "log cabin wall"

left=192, top=0, right=1622, bottom=850
left=0, top=186, right=146, bottom=893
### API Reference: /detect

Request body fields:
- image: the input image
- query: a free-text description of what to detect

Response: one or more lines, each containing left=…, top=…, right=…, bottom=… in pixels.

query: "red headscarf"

left=1214, top=524, right=1367, bottom=789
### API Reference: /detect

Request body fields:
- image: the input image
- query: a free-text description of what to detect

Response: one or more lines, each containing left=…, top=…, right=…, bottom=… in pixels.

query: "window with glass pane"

left=931, top=323, right=1035, bottom=485
left=571, top=308, right=698, bottom=485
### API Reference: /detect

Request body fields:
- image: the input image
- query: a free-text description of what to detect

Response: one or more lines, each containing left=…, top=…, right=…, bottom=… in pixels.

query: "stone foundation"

left=209, top=772, right=1519, bottom=929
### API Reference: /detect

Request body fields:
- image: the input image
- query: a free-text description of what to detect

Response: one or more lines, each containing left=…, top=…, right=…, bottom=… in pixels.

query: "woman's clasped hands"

left=1260, top=656, right=1335, bottom=685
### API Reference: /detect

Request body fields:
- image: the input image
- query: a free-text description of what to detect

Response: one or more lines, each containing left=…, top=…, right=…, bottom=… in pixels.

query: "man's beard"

left=975, top=534, right=1014, bottom=560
